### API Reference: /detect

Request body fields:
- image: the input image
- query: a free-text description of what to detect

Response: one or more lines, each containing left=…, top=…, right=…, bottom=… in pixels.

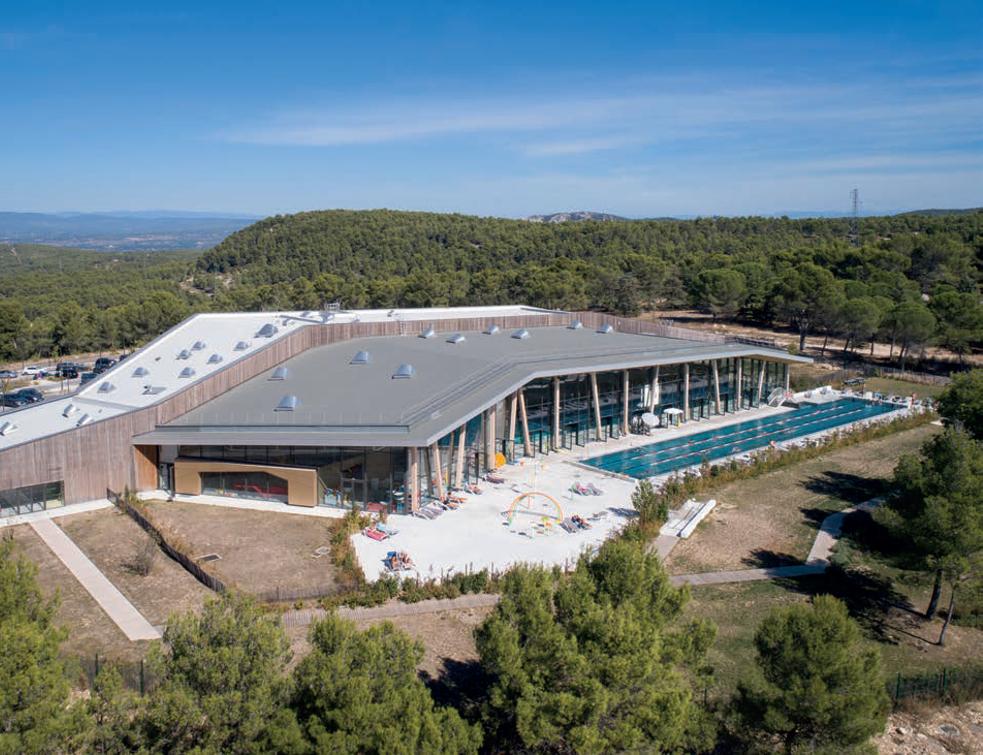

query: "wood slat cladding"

left=0, top=311, right=573, bottom=503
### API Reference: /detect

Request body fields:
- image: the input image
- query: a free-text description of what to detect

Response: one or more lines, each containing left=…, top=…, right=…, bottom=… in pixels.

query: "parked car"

left=1, top=392, right=31, bottom=408
left=93, top=357, right=117, bottom=374
left=21, top=366, right=46, bottom=378
left=55, top=362, right=81, bottom=379
left=0, top=370, right=17, bottom=380
left=15, top=388, right=44, bottom=404
left=80, top=371, right=97, bottom=385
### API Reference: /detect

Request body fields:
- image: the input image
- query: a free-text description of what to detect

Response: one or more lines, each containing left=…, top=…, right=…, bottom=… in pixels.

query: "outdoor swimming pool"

left=583, top=397, right=899, bottom=479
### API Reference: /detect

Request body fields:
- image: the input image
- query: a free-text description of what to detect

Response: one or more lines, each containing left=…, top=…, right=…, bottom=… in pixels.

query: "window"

left=200, top=471, right=289, bottom=503
left=0, top=481, right=64, bottom=518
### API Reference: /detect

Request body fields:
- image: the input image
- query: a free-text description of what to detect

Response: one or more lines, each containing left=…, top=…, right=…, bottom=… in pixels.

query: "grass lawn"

left=681, top=503, right=983, bottom=702
left=142, top=501, right=341, bottom=599
left=863, top=376, right=947, bottom=399
left=664, top=423, right=939, bottom=574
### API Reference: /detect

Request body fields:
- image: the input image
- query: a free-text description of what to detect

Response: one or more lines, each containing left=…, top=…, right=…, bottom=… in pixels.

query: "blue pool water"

left=584, top=398, right=898, bottom=479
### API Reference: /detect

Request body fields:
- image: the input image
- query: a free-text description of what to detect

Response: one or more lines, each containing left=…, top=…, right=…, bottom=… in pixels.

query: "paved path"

left=282, top=592, right=501, bottom=629
left=30, top=519, right=161, bottom=641
left=0, top=498, right=111, bottom=530
left=669, top=497, right=883, bottom=588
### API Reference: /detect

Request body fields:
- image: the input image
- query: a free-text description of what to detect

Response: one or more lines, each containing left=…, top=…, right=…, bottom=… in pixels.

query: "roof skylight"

left=568, top=320, right=583, bottom=330
left=0, top=421, right=18, bottom=436
left=207, top=353, right=223, bottom=364
left=179, top=367, right=196, bottom=378
left=275, top=394, right=298, bottom=411
left=419, top=326, right=435, bottom=339
left=143, top=385, right=166, bottom=395
left=270, top=366, right=289, bottom=380
left=257, top=323, right=278, bottom=338
left=97, top=381, right=116, bottom=394
left=62, top=404, right=78, bottom=417
left=76, top=414, right=91, bottom=427
left=483, top=324, right=500, bottom=335
left=446, top=333, right=466, bottom=344
left=177, top=349, right=191, bottom=360
left=192, top=340, right=206, bottom=351
left=597, top=323, right=614, bottom=334
left=234, top=341, right=250, bottom=351
left=392, top=363, right=415, bottom=379
left=511, top=328, right=531, bottom=340
left=132, top=366, right=150, bottom=377
left=350, top=350, right=371, bottom=365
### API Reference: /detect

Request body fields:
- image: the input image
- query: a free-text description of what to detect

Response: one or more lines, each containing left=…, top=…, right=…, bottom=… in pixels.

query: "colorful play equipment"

left=506, top=491, right=564, bottom=526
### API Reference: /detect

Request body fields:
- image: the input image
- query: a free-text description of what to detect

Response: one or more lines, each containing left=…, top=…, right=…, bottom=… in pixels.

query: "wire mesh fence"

left=890, top=666, right=983, bottom=706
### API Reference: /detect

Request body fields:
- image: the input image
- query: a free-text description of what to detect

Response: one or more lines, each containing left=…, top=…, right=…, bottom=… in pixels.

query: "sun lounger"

left=569, top=482, right=591, bottom=496
left=571, top=515, right=591, bottom=530
left=376, top=522, right=398, bottom=536
left=363, top=527, right=388, bottom=541
left=559, top=517, right=579, bottom=534
left=586, top=482, right=604, bottom=496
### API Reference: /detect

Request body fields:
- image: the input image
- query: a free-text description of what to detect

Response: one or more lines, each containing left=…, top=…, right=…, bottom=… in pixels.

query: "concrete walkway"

left=30, top=519, right=161, bottom=641
left=0, top=498, right=112, bottom=530
left=282, top=592, right=501, bottom=629
left=669, top=497, right=883, bottom=588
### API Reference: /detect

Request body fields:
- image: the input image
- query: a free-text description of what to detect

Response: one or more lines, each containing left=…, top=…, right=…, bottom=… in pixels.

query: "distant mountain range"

left=525, top=211, right=628, bottom=223
left=0, top=211, right=259, bottom=251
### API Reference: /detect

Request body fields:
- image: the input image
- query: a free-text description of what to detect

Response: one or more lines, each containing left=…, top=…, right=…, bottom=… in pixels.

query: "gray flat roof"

left=135, top=325, right=809, bottom=448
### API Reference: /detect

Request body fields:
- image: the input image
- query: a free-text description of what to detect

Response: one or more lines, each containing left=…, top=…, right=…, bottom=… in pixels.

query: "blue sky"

left=1, top=1, right=981, bottom=217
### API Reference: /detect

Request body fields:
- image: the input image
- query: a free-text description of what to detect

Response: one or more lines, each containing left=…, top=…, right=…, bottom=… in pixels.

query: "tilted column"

left=429, top=443, right=445, bottom=501
left=518, top=389, right=533, bottom=456
left=454, top=426, right=466, bottom=488
left=551, top=377, right=561, bottom=451
left=712, top=360, right=722, bottom=415
left=756, top=361, right=766, bottom=405
left=507, top=393, right=518, bottom=461
left=683, top=363, right=690, bottom=421
left=590, top=373, right=603, bottom=441
left=736, top=359, right=743, bottom=410
left=622, top=369, right=630, bottom=434
left=407, top=448, right=419, bottom=511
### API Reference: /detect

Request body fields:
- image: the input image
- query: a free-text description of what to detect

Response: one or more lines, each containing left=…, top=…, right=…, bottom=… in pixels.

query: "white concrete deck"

left=0, top=498, right=112, bottom=529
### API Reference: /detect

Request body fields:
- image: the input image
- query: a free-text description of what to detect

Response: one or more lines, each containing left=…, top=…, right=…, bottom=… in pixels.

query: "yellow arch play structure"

left=506, top=491, right=564, bottom=525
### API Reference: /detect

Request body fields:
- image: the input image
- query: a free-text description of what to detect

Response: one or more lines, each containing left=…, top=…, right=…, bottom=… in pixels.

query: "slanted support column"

left=551, top=377, right=561, bottom=451
left=648, top=366, right=660, bottom=412
left=756, top=361, right=766, bottom=405
left=712, top=360, right=722, bottom=415
left=590, top=373, right=603, bottom=441
left=736, top=359, right=743, bottom=410
left=483, top=405, right=498, bottom=470
left=683, top=363, right=690, bottom=422
left=407, top=448, right=419, bottom=511
left=507, top=393, right=518, bottom=460
left=454, top=426, right=466, bottom=488
left=518, top=389, right=533, bottom=456
left=784, top=363, right=790, bottom=394
left=429, top=444, right=445, bottom=501
left=621, top=370, right=630, bottom=434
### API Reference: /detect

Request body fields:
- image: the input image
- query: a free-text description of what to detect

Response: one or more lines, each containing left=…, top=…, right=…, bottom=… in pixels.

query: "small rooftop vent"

left=418, top=326, right=436, bottom=339
left=392, top=363, right=415, bottom=379
left=256, top=323, right=278, bottom=338
left=446, top=333, right=466, bottom=344
left=511, top=328, right=531, bottom=340
left=350, top=350, right=371, bottom=365
left=320, top=312, right=335, bottom=323
left=0, top=421, right=18, bottom=436
left=62, top=404, right=78, bottom=417
left=275, top=394, right=298, bottom=412
left=270, top=366, right=289, bottom=381
left=483, top=324, right=500, bottom=335
left=191, top=340, right=206, bottom=351
left=143, top=385, right=166, bottom=395
left=76, top=414, right=91, bottom=427
left=207, top=353, right=223, bottom=364
left=132, top=366, right=150, bottom=377
left=97, top=381, right=115, bottom=394
left=177, top=349, right=191, bottom=360
left=178, top=367, right=196, bottom=379
left=568, top=320, right=584, bottom=330
left=234, top=341, right=250, bottom=351
left=597, top=323, right=615, bottom=334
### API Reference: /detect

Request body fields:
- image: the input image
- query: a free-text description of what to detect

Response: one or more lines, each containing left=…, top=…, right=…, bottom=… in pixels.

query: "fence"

left=75, top=654, right=159, bottom=696
left=890, top=666, right=983, bottom=705
left=108, top=488, right=228, bottom=595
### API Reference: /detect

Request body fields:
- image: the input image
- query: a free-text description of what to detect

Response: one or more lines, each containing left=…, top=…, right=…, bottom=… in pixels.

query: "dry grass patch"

left=665, top=423, right=939, bottom=574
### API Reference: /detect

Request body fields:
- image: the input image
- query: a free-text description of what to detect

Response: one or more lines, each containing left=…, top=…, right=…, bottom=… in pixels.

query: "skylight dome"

left=483, top=324, right=500, bottom=335
left=511, top=328, right=530, bottom=340
left=62, top=404, right=78, bottom=417
left=568, top=320, right=584, bottom=330
left=179, top=367, right=196, bottom=378
left=132, top=366, right=150, bottom=377
left=597, top=323, right=615, bottom=334
left=275, top=394, right=298, bottom=411
left=97, top=381, right=115, bottom=394
left=207, top=353, right=223, bottom=364
left=177, top=349, right=191, bottom=360
left=392, top=363, right=415, bottom=379
left=270, top=366, right=289, bottom=381
left=143, top=385, right=166, bottom=395
left=191, top=340, right=206, bottom=351
left=76, top=414, right=91, bottom=427
left=256, top=323, right=278, bottom=338
left=350, top=350, right=371, bottom=365
left=234, top=341, right=250, bottom=351
left=446, top=333, right=466, bottom=344
left=0, top=421, right=18, bottom=436
left=419, top=326, right=435, bottom=339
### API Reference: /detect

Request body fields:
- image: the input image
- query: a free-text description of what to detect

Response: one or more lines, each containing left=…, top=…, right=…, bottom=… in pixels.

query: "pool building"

left=0, top=306, right=808, bottom=517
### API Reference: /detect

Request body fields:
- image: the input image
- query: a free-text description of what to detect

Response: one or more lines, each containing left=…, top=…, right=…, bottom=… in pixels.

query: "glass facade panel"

left=200, top=470, right=289, bottom=503
left=0, top=481, right=65, bottom=518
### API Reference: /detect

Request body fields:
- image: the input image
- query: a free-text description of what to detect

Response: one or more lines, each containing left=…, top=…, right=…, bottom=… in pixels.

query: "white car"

left=21, top=366, right=46, bottom=377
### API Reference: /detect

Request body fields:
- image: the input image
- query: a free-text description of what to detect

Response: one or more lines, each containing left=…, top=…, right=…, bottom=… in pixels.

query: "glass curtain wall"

left=0, top=481, right=64, bottom=518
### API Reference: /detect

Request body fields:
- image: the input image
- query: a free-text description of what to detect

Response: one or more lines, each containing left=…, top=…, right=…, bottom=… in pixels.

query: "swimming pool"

left=583, top=397, right=899, bottom=479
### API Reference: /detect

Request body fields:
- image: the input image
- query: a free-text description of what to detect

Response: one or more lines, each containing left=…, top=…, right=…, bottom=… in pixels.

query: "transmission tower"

left=849, top=188, right=860, bottom=247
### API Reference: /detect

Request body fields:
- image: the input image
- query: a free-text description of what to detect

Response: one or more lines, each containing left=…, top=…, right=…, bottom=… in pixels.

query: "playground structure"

left=504, top=490, right=564, bottom=528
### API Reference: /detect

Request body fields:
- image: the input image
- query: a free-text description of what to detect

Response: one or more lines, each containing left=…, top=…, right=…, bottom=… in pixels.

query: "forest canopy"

left=1, top=209, right=980, bottom=362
